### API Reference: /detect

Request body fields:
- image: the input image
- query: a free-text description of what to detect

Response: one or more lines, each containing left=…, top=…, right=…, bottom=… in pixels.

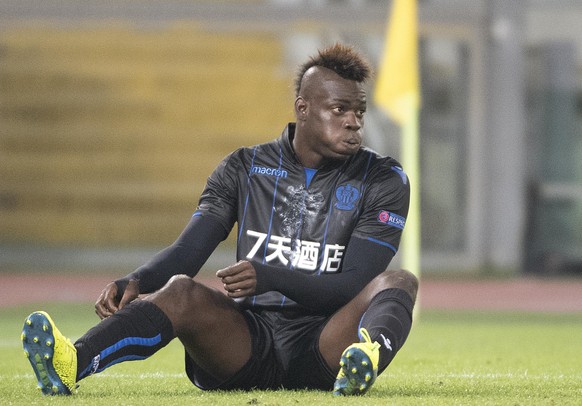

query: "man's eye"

left=333, top=107, right=343, bottom=113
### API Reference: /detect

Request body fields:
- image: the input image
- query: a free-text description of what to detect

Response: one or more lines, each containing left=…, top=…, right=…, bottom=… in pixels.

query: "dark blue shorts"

left=184, top=308, right=336, bottom=391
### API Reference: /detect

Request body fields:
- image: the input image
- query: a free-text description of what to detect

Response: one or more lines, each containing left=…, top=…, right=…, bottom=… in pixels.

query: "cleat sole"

left=22, top=312, right=72, bottom=395
left=333, top=347, right=377, bottom=396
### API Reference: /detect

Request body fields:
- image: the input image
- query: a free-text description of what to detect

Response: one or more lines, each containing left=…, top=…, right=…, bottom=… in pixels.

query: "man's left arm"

left=255, top=235, right=396, bottom=313
left=216, top=236, right=393, bottom=314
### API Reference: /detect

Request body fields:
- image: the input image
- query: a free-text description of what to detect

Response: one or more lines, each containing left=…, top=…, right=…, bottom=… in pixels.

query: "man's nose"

left=344, top=111, right=361, bottom=130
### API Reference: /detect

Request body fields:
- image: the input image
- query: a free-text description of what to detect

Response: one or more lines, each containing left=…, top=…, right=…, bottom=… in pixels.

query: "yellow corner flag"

left=374, top=0, right=421, bottom=281
left=375, top=0, right=420, bottom=125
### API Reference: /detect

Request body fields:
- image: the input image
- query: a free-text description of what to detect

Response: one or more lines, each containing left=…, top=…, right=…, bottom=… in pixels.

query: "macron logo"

left=89, top=354, right=101, bottom=375
left=251, top=165, right=288, bottom=178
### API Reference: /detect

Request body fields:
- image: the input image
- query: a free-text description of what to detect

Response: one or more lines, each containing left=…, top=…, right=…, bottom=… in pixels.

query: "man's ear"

left=295, top=97, right=308, bottom=121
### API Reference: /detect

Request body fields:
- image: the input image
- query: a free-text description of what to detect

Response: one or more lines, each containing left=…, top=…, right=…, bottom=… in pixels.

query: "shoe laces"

left=359, top=328, right=379, bottom=349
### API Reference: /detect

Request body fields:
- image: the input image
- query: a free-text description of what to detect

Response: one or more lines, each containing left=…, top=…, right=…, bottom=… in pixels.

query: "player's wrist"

left=251, top=261, right=277, bottom=295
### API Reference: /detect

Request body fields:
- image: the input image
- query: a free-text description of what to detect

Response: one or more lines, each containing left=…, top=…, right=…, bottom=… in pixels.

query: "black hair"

left=294, top=43, right=372, bottom=96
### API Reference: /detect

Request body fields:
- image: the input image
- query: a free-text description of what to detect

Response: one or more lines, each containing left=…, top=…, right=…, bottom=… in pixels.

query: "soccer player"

left=22, top=43, right=418, bottom=396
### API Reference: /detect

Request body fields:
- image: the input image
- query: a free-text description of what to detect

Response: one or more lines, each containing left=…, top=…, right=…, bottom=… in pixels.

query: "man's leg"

left=318, top=269, right=418, bottom=395
left=23, top=275, right=252, bottom=395
left=145, top=274, right=252, bottom=381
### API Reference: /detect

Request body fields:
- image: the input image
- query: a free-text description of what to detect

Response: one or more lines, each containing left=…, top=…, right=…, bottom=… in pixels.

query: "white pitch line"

left=385, top=372, right=582, bottom=380
left=3, top=372, right=186, bottom=380
left=5, top=372, right=580, bottom=381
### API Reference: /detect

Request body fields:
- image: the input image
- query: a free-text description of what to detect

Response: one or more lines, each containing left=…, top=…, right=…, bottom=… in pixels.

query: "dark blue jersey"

left=196, top=123, right=410, bottom=311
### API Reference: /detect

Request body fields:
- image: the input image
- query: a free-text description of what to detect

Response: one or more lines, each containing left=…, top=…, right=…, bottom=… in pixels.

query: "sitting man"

left=22, top=43, right=418, bottom=396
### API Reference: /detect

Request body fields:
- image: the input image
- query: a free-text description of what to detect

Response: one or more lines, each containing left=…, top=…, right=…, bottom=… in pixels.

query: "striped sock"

left=74, top=300, right=174, bottom=380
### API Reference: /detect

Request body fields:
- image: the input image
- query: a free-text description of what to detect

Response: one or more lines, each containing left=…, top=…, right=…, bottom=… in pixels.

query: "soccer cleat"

left=333, top=327, right=380, bottom=396
left=22, top=311, right=77, bottom=395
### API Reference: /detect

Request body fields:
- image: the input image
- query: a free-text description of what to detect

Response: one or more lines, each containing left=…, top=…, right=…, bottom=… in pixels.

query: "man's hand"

left=94, top=279, right=140, bottom=319
left=216, top=260, right=257, bottom=298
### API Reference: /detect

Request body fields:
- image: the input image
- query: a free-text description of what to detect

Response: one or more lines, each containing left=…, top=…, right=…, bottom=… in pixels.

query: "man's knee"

left=371, top=269, right=418, bottom=302
left=164, top=274, right=197, bottom=298
left=148, top=275, right=201, bottom=315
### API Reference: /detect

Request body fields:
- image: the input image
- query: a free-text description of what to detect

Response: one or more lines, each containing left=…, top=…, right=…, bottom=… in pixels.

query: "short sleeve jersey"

left=196, top=123, right=410, bottom=311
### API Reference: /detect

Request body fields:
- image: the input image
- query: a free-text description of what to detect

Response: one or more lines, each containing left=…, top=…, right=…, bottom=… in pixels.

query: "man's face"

left=296, top=68, right=367, bottom=165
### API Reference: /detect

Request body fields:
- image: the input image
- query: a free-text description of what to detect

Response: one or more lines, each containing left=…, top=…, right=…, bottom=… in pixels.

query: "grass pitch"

left=1, top=303, right=580, bottom=405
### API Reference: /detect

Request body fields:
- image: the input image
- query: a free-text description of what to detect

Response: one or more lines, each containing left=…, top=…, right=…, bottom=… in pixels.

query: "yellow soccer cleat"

left=333, top=327, right=380, bottom=396
left=22, top=311, right=77, bottom=395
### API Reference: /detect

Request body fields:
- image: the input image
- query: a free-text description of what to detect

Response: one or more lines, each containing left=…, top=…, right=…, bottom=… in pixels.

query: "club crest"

left=335, top=184, right=360, bottom=210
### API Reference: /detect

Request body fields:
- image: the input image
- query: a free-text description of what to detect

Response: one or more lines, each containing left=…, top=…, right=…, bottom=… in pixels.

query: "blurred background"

left=1, top=0, right=581, bottom=278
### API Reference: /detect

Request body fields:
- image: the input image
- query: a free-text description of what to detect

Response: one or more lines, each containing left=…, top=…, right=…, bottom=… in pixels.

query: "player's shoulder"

left=359, top=147, right=408, bottom=186
left=230, top=138, right=280, bottom=160
left=217, top=138, right=274, bottom=166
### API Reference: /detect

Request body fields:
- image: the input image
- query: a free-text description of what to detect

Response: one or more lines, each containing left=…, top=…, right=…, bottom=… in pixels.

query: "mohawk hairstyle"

left=294, top=43, right=372, bottom=96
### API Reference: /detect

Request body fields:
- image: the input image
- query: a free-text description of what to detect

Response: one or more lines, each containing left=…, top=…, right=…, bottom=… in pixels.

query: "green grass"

left=1, top=303, right=581, bottom=405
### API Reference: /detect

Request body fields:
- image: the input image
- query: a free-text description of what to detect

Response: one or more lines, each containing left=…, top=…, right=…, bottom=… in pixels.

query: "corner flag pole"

left=374, top=0, right=421, bottom=281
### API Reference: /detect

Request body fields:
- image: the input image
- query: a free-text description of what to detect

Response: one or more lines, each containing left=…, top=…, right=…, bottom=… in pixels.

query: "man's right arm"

left=95, top=214, right=229, bottom=318
left=97, top=150, right=241, bottom=318
left=117, top=214, right=229, bottom=294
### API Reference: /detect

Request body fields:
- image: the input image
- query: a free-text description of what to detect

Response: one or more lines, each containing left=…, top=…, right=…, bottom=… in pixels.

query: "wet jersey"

left=196, top=123, right=409, bottom=311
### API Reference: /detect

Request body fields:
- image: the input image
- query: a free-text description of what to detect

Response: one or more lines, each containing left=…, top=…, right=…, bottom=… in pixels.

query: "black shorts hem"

left=184, top=309, right=282, bottom=391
